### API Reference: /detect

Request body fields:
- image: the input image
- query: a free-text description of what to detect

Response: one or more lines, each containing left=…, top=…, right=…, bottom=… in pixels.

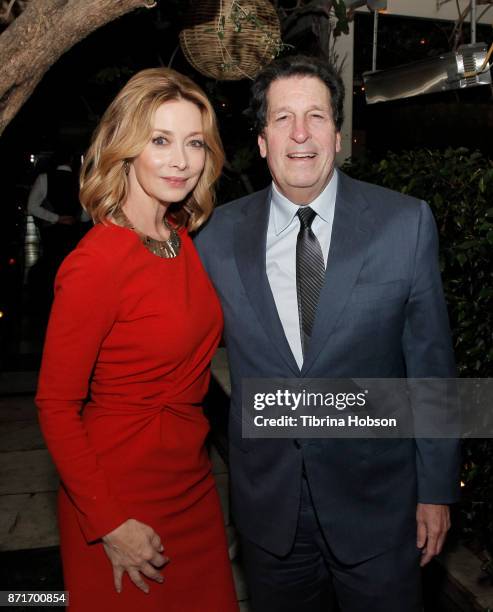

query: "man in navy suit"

left=195, top=55, right=460, bottom=611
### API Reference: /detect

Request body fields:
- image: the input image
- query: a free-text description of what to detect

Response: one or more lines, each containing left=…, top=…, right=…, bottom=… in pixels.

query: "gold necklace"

left=113, top=209, right=181, bottom=258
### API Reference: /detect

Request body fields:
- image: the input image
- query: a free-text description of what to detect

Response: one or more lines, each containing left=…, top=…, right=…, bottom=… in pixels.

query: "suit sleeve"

left=402, top=200, right=461, bottom=504
left=36, top=247, right=130, bottom=542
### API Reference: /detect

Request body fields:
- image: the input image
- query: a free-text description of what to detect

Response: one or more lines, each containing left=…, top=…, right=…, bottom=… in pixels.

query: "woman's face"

left=129, top=99, right=206, bottom=205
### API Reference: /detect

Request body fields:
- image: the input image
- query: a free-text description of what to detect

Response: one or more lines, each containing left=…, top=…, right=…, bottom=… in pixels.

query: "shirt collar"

left=270, top=169, right=338, bottom=236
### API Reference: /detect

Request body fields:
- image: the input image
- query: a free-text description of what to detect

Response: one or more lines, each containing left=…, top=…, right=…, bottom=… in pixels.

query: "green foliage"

left=344, top=148, right=493, bottom=560
left=332, top=0, right=350, bottom=36
left=462, top=439, right=493, bottom=580
left=344, top=148, right=493, bottom=377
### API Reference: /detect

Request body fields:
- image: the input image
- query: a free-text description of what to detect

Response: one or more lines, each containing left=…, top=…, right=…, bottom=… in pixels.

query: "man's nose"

left=290, top=117, right=310, bottom=143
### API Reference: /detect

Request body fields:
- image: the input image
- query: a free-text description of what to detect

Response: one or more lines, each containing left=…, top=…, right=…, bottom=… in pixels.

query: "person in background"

left=27, top=149, right=89, bottom=316
left=36, top=68, right=238, bottom=612
left=27, top=148, right=89, bottom=259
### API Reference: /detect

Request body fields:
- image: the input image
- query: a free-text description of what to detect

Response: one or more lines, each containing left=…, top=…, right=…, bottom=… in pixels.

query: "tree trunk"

left=0, top=0, right=156, bottom=136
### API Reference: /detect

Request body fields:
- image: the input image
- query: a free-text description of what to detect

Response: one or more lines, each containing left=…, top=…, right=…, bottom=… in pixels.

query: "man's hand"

left=416, top=503, right=450, bottom=566
left=102, top=518, right=169, bottom=594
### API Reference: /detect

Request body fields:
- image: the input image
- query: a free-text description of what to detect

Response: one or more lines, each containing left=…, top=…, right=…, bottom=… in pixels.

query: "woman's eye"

left=310, top=113, right=325, bottom=119
left=189, top=139, right=205, bottom=148
left=275, top=115, right=288, bottom=122
left=152, top=136, right=168, bottom=145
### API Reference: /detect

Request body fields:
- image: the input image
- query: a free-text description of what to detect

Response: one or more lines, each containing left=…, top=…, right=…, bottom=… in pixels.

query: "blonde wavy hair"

left=80, top=68, right=224, bottom=231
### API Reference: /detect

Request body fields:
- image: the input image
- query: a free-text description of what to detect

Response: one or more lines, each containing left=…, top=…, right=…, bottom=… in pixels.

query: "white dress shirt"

left=266, top=171, right=338, bottom=369
left=27, top=165, right=89, bottom=224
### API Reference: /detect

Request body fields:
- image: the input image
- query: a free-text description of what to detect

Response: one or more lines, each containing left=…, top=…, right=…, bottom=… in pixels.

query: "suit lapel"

left=234, top=188, right=300, bottom=375
left=301, top=173, right=374, bottom=376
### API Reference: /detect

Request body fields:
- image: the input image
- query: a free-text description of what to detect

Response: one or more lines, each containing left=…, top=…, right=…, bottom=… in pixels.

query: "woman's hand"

left=102, top=518, right=169, bottom=594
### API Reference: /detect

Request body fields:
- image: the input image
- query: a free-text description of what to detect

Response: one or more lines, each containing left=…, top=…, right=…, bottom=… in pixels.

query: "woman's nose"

left=169, top=143, right=188, bottom=170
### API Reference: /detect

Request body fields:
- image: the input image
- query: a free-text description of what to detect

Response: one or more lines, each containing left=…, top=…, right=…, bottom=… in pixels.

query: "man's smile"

left=286, top=152, right=317, bottom=159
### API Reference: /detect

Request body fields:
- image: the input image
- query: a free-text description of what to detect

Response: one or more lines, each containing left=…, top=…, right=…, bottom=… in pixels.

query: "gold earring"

left=124, top=160, right=130, bottom=175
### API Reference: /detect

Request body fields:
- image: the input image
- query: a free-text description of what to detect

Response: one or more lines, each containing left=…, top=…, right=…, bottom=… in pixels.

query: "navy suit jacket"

left=195, top=171, right=460, bottom=563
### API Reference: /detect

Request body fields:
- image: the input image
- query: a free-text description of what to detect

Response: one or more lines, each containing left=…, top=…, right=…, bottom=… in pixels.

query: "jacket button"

left=293, top=439, right=301, bottom=449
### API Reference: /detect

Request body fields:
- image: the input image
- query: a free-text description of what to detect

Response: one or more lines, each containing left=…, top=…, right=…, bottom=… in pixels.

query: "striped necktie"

left=296, top=207, right=325, bottom=356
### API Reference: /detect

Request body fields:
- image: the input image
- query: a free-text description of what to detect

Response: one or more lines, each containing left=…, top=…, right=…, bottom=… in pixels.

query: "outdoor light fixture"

left=363, top=42, right=493, bottom=104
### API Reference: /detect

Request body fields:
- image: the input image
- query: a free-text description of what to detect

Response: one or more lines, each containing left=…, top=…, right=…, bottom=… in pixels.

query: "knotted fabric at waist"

left=82, top=398, right=205, bottom=423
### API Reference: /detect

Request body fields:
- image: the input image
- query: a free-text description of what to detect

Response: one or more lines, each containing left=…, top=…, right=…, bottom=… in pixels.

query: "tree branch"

left=0, top=0, right=156, bottom=136
left=0, top=0, right=27, bottom=26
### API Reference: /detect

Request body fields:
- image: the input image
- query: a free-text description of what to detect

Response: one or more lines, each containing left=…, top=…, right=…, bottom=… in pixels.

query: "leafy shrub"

left=344, top=148, right=493, bottom=563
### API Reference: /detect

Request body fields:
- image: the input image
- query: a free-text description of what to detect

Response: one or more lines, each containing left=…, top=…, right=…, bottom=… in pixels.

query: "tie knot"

left=297, top=206, right=317, bottom=229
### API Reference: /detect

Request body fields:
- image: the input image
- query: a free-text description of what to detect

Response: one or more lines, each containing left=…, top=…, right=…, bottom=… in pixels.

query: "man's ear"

left=335, top=131, right=341, bottom=154
left=258, top=133, right=267, bottom=159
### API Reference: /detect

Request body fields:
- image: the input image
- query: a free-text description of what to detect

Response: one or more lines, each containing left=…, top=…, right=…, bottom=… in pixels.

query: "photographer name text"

left=253, top=415, right=397, bottom=428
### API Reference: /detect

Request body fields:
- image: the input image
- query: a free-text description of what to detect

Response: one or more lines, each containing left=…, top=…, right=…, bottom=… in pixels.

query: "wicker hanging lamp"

left=179, top=0, right=282, bottom=81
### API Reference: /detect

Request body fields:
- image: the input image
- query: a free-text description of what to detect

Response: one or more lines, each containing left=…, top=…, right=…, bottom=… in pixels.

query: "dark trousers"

left=241, top=476, right=423, bottom=612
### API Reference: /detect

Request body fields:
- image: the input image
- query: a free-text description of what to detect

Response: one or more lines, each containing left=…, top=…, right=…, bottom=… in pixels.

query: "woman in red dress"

left=36, top=68, right=238, bottom=611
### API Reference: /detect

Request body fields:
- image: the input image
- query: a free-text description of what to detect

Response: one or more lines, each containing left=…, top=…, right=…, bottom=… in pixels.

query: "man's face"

left=257, top=75, right=341, bottom=205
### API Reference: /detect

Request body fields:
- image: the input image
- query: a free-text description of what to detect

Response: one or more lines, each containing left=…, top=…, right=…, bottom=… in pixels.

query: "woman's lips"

left=162, top=177, right=188, bottom=186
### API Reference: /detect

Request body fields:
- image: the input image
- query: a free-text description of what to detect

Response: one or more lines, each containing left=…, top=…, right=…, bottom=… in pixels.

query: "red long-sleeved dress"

left=36, top=222, right=238, bottom=611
